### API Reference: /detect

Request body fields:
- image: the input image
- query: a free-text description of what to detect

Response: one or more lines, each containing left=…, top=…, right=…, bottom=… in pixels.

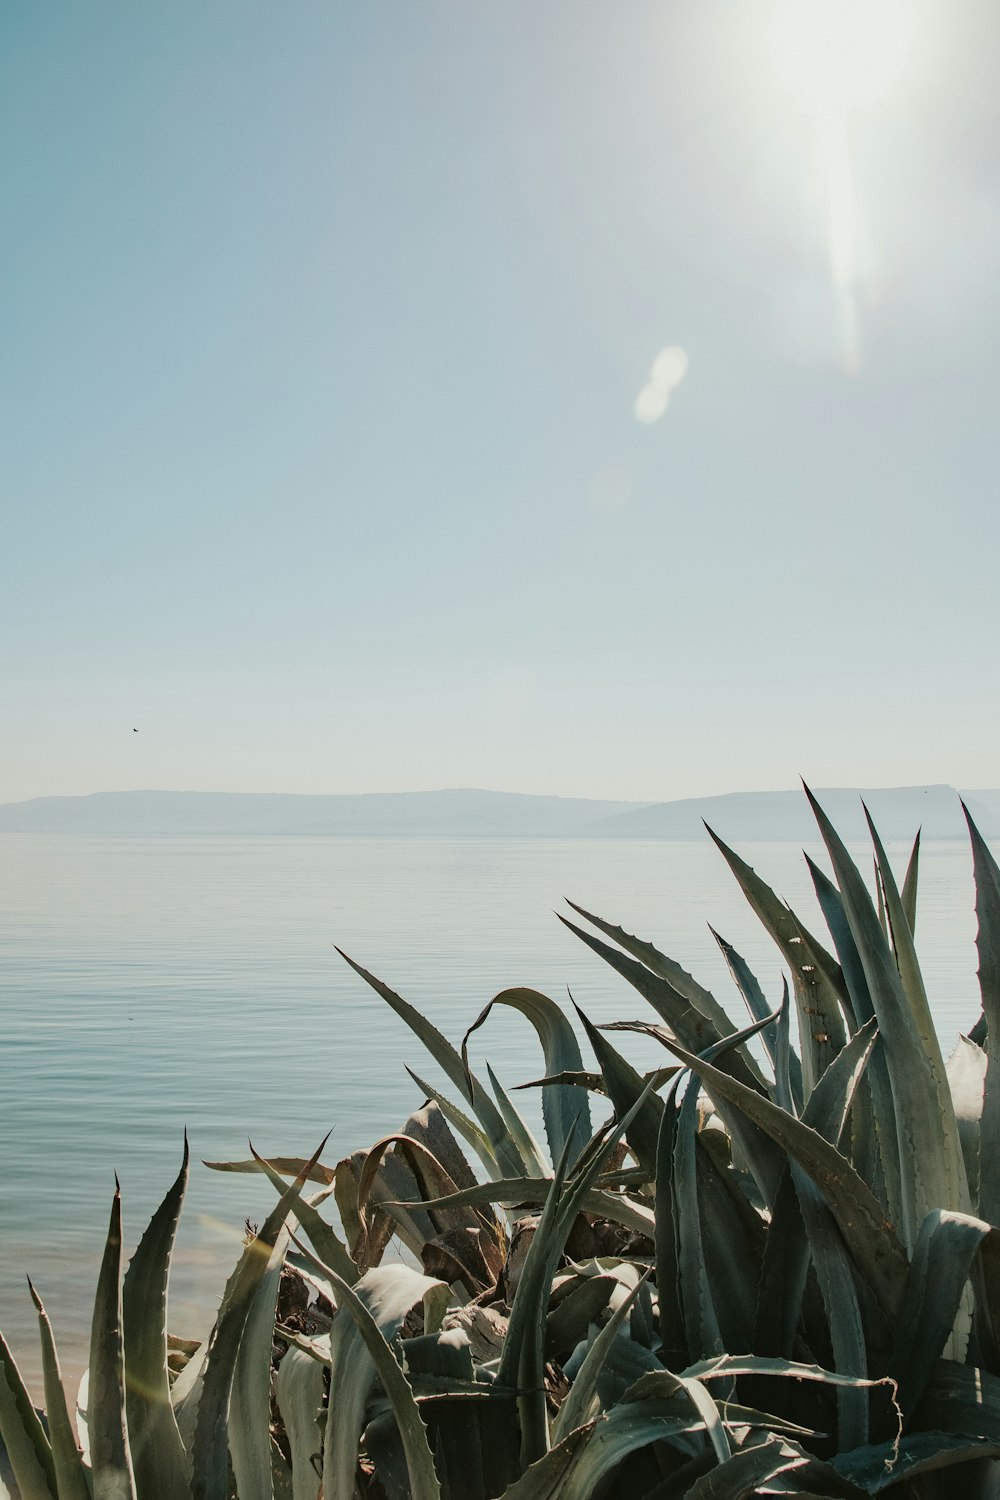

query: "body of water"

left=0, top=831, right=987, bottom=1391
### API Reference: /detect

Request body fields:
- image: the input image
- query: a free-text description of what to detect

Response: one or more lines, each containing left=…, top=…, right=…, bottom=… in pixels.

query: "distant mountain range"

left=0, top=785, right=997, bottom=840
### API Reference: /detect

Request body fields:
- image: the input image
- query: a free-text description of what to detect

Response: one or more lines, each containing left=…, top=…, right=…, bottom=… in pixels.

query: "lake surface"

left=0, top=831, right=988, bottom=1392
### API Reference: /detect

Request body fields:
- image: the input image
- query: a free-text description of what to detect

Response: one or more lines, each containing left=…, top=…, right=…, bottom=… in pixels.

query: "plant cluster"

left=4, top=789, right=1000, bottom=1498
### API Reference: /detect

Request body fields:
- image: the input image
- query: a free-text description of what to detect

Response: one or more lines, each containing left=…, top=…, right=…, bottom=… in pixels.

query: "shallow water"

left=0, top=831, right=985, bottom=1391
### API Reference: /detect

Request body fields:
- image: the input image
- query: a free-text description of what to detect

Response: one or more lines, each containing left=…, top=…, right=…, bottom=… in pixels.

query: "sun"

left=765, top=0, right=924, bottom=371
left=768, top=0, right=914, bottom=116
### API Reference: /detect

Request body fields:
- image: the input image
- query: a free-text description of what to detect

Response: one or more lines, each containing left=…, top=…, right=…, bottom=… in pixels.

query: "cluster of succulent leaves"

left=6, top=790, right=1000, bottom=1499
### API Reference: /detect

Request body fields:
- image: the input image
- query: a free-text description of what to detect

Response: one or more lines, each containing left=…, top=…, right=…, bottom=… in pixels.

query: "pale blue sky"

left=3, top=1, right=999, bottom=802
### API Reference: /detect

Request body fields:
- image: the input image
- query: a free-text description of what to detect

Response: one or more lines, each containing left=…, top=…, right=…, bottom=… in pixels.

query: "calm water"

left=0, top=832, right=987, bottom=1392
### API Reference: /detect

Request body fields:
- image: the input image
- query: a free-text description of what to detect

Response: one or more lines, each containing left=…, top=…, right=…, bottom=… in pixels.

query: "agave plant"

left=4, top=789, right=1000, bottom=1498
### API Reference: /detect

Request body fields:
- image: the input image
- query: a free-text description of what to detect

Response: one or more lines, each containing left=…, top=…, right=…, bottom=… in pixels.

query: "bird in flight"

left=133, top=728, right=138, bottom=733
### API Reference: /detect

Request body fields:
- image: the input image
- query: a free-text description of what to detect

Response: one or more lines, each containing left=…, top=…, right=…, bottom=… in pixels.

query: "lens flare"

left=634, top=344, right=688, bottom=424
left=767, top=0, right=921, bottom=371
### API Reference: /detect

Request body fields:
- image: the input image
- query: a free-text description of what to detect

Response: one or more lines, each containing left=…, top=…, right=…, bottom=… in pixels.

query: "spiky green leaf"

left=0, top=1327, right=57, bottom=1500
left=89, top=1184, right=135, bottom=1500
left=27, top=1283, right=90, bottom=1500
left=191, top=1138, right=328, bottom=1500
left=122, top=1139, right=190, bottom=1500
left=463, top=988, right=592, bottom=1164
left=274, top=1347, right=324, bottom=1500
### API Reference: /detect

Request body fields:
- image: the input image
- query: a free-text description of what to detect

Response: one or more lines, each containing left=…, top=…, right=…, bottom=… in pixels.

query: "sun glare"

left=769, top=0, right=913, bottom=113
left=766, top=0, right=922, bottom=372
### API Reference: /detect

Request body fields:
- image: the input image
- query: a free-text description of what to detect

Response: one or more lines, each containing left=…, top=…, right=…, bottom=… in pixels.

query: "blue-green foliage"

left=3, top=792, right=1000, bottom=1498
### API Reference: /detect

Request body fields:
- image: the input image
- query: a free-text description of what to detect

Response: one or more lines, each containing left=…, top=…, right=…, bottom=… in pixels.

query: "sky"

left=3, top=0, right=999, bottom=804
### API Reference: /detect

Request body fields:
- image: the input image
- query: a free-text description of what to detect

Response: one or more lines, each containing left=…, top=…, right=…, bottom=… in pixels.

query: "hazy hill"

left=0, top=784, right=994, bottom=839
left=589, top=784, right=997, bottom=843
left=0, top=788, right=644, bottom=837
left=964, top=791, right=1000, bottom=823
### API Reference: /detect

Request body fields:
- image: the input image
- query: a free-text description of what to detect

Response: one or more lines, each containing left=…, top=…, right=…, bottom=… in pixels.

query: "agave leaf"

left=407, top=1393, right=519, bottom=1500
left=310, top=1262, right=447, bottom=1500
left=399, top=1102, right=505, bottom=1284
left=807, top=857, right=899, bottom=1220
left=402, top=1327, right=477, bottom=1385
left=504, top=1397, right=709, bottom=1500
left=559, top=912, right=769, bottom=1094
left=357, top=1134, right=501, bottom=1294
left=654, top=1075, right=687, bottom=1371
left=673, top=1075, right=724, bottom=1365
left=755, top=880, right=893, bottom=1390
left=274, top=1347, right=324, bottom=1500
left=914, top=1359, right=1000, bottom=1441
left=168, top=1335, right=207, bottom=1452
left=229, top=1219, right=291, bottom=1500
left=753, top=1166, right=810, bottom=1360
left=405, top=1068, right=503, bottom=1181
left=492, top=1424, right=594, bottom=1500
left=486, top=1065, right=550, bottom=1179
left=333, top=1153, right=393, bottom=1272
left=203, top=1155, right=335, bottom=1185
left=553, top=1398, right=708, bottom=1500
left=358, top=1135, right=475, bottom=1239
left=121, top=1139, right=190, bottom=1499
left=495, top=1136, right=575, bottom=1468
left=804, top=786, right=967, bottom=1249
left=869, top=823, right=921, bottom=972
left=693, top=1129, right=766, bottom=1360
left=552, top=1274, right=651, bottom=1443
left=574, top=1305, right=663, bottom=1417
left=866, top=808, right=968, bottom=1209
left=335, top=950, right=525, bottom=1178
left=890, top=1210, right=999, bottom=1421
left=806, top=857, right=877, bottom=1036
left=401, top=1333, right=519, bottom=1492
left=608, top=1007, right=788, bottom=1209
left=565, top=902, right=770, bottom=1080
left=832, top=1432, right=1000, bottom=1492
left=804, top=1018, right=879, bottom=1148
left=573, top=1005, right=662, bottom=1176
left=515, top=1070, right=607, bottom=1094
left=251, top=1149, right=359, bottom=1285
left=708, top=925, right=775, bottom=1039
left=788, top=1018, right=882, bottom=1445
left=683, top=1353, right=895, bottom=1398
left=634, top=1034, right=910, bottom=1321
left=358, top=1146, right=441, bottom=1261
left=561, top=902, right=718, bottom=1015
left=946, top=1036, right=987, bottom=1209
left=569, top=923, right=787, bottom=1210
left=901, top=830, right=920, bottom=936
left=390, top=1178, right=655, bottom=1239
left=191, top=1137, right=328, bottom=1500
left=25, top=1283, right=89, bottom=1500
left=875, top=860, right=888, bottom=937
left=277, top=1330, right=331, bottom=1367
left=497, top=1082, right=658, bottom=1468
left=622, top=1370, right=730, bottom=1464
left=788, top=1165, right=869, bottom=1448
left=704, top=826, right=850, bottom=1095
left=463, top=988, right=593, bottom=1164
left=685, top=1436, right=864, bottom=1499
left=401, top=1098, right=483, bottom=1199
left=0, top=1327, right=58, bottom=1500
left=710, top=926, right=803, bottom=1103
left=89, top=1183, right=135, bottom=1500
left=544, top=1278, right=618, bottom=1363
left=773, top=977, right=795, bottom=1114
left=964, top=805, right=1000, bottom=1227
